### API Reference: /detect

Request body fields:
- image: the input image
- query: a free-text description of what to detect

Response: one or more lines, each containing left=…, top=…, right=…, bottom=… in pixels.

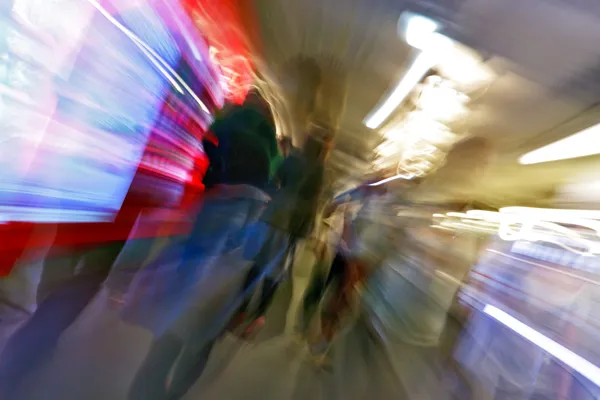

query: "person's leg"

left=298, top=269, right=326, bottom=336
left=234, top=222, right=280, bottom=317
left=0, top=270, right=107, bottom=396
left=252, top=233, right=296, bottom=321
left=238, top=262, right=261, bottom=313
left=166, top=339, right=216, bottom=400
left=255, top=277, right=278, bottom=317
left=297, top=250, right=344, bottom=337
left=284, top=238, right=321, bottom=335
left=36, top=249, right=81, bottom=305
left=0, top=242, right=124, bottom=395
left=128, top=333, right=183, bottom=400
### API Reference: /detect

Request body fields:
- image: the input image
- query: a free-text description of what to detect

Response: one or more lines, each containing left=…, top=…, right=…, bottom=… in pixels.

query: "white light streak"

left=484, top=304, right=600, bottom=388
left=364, top=52, right=436, bottom=129
left=87, top=0, right=211, bottom=114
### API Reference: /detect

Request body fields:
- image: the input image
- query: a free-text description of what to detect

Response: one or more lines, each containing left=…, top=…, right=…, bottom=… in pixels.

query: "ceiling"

left=236, top=0, right=600, bottom=207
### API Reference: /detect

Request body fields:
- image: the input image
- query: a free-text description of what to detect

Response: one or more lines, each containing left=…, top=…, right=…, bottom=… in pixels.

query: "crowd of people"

left=0, top=87, right=501, bottom=400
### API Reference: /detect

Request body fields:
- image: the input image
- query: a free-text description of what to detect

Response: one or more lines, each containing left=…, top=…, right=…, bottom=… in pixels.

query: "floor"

left=3, top=247, right=466, bottom=400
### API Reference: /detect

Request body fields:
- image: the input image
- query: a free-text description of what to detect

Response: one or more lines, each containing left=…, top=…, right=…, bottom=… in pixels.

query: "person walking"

left=128, top=92, right=281, bottom=400
left=233, top=127, right=329, bottom=337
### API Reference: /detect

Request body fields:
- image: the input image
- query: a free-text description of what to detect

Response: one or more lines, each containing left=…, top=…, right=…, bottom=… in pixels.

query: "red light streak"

left=182, top=0, right=253, bottom=104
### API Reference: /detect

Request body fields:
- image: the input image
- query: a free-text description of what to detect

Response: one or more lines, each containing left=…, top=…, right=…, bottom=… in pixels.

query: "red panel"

left=183, top=0, right=254, bottom=103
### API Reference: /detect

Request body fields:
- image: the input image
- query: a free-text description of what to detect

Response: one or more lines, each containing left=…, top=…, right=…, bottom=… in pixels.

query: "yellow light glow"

left=436, top=45, right=495, bottom=89
left=416, top=79, right=469, bottom=123
left=437, top=207, right=600, bottom=255
left=519, top=122, right=600, bottom=165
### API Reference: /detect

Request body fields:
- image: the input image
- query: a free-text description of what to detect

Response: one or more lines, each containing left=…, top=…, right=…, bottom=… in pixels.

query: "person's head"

left=441, top=136, right=493, bottom=182
left=243, top=87, right=275, bottom=125
left=302, top=134, right=331, bottom=165
left=244, top=87, right=267, bottom=108
left=279, top=136, right=293, bottom=158
left=303, top=122, right=333, bottom=162
left=421, top=136, right=493, bottom=199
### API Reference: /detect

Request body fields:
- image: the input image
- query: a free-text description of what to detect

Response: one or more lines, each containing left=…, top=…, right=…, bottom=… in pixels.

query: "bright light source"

left=365, top=14, right=455, bottom=130
left=369, top=173, right=415, bottom=186
left=403, top=15, right=453, bottom=54
left=402, top=111, right=455, bottom=145
left=405, top=15, right=438, bottom=50
left=437, top=44, right=494, bottom=89
left=417, top=78, right=469, bottom=123
left=483, top=304, right=600, bottom=388
left=364, top=52, right=436, bottom=129
left=419, top=32, right=454, bottom=56
left=519, top=122, right=600, bottom=164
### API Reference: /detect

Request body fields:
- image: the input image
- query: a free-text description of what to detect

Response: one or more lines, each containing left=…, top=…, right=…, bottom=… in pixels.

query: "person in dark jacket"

left=128, top=93, right=281, bottom=400
left=233, top=127, right=329, bottom=337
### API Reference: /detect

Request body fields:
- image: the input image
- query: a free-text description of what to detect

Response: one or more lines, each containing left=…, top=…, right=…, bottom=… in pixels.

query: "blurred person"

left=297, top=138, right=492, bottom=391
left=279, top=136, right=293, bottom=159
left=306, top=180, right=391, bottom=363
left=195, top=138, right=493, bottom=399
left=294, top=192, right=352, bottom=337
left=290, top=198, right=347, bottom=340
left=344, top=137, right=494, bottom=398
left=209, top=88, right=283, bottom=182
left=0, top=227, right=132, bottom=398
left=127, top=90, right=280, bottom=400
left=232, top=127, right=329, bottom=337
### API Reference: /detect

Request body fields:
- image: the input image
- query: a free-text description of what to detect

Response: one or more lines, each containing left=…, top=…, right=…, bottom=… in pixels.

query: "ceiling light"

left=404, top=15, right=439, bottom=50
left=365, top=14, right=455, bottom=130
left=519, top=122, right=600, bottom=164
left=416, top=79, right=469, bottom=123
left=364, top=52, right=437, bottom=129
left=500, top=206, right=600, bottom=221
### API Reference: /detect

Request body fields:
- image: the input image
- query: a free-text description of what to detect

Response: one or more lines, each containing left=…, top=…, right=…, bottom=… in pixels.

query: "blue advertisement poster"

left=0, top=1, right=180, bottom=222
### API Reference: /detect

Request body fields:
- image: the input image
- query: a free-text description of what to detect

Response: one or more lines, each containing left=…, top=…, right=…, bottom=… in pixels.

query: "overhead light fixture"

left=500, top=206, right=600, bottom=221
left=519, top=122, right=600, bottom=165
left=364, top=14, right=453, bottom=130
left=364, top=52, right=437, bottom=129
left=404, top=15, right=438, bottom=50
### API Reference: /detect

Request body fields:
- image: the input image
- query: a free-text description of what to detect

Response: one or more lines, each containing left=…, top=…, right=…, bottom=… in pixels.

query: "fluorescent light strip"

left=87, top=0, right=211, bottom=114
left=364, top=52, right=436, bottom=129
left=501, top=206, right=600, bottom=221
left=520, top=122, right=600, bottom=164
left=368, top=173, right=414, bottom=186
left=483, top=304, right=600, bottom=387
left=404, top=15, right=438, bottom=50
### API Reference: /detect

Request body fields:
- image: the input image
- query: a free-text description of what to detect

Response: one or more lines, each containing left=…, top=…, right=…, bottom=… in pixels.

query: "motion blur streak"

left=520, top=122, right=600, bottom=165
left=484, top=304, right=600, bottom=387
left=87, top=0, right=212, bottom=115
left=5, top=0, right=600, bottom=400
left=86, top=0, right=184, bottom=94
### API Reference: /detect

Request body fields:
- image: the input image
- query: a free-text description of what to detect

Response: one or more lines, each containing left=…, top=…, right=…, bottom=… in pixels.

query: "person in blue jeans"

left=128, top=93, right=281, bottom=400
